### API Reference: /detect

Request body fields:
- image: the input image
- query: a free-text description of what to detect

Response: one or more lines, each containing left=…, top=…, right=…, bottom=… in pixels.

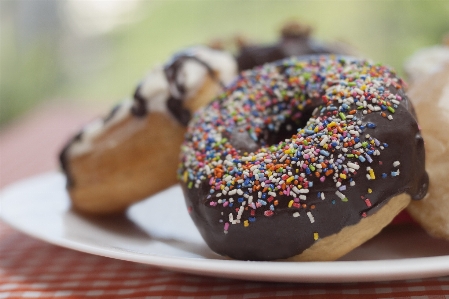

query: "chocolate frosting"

left=236, top=40, right=333, bottom=72
left=236, top=22, right=345, bottom=72
left=179, top=56, right=428, bottom=260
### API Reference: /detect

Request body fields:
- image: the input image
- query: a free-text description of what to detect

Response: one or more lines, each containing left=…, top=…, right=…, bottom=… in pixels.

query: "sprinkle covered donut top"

left=179, top=55, right=428, bottom=260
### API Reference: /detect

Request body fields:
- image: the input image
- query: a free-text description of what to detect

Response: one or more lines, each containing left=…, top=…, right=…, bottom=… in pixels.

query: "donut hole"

left=229, top=105, right=317, bottom=154
left=264, top=105, right=316, bottom=145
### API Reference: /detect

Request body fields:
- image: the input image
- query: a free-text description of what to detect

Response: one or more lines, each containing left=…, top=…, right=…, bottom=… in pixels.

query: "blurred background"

left=1, top=0, right=449, bottom=128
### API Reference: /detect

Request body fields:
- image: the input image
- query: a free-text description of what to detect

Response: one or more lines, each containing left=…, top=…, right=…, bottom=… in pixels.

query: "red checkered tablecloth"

left=1, top=102, right=449, bottom=299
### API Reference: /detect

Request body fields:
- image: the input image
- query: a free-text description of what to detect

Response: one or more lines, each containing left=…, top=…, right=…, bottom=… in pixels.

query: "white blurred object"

left=404, top=34, right=449, bottom=83
left=64, top=0, right=143, bottom=36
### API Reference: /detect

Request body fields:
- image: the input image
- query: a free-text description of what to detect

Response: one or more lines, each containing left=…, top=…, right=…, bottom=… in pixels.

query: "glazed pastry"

left=406, top=61, right=449, bottom=239
left=179, top=56, right=428, bottom=261
left=60, top=22, right=351, bottom=215
left=60, top=46, right=237, bottom=214
left=389, top=35, right=449, bottom=226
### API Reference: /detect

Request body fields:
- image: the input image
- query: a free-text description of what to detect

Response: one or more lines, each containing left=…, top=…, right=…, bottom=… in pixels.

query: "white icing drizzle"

left=140, top=46, right=237, bottom=112
left=139, top=64, right=170, bottom=113
left=68, top=98, right=134, bottom=157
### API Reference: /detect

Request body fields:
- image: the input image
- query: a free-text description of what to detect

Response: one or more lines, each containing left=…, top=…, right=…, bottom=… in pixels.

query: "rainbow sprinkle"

left=179, top=56, right=404, bottom=237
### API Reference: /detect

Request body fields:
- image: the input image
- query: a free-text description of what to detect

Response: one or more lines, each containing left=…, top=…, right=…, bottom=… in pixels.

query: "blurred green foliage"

left=1, top=38, right=62, bottom=125
left=1, top=0, right=449, bottom=127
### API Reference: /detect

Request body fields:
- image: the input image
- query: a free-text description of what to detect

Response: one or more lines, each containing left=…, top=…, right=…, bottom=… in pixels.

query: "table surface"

left=1, top=102, right=449, bottom=299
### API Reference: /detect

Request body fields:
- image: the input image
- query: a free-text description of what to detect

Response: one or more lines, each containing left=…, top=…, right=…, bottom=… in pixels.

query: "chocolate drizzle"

left=131, top=85, right=147, bottom=117
left=129, top=52, right=225, bottom=126
left=163, top=54, right=223, bottom=126
left=179, top=56, right=429, bottom=261
left=59, top=131, right=83, bottom=188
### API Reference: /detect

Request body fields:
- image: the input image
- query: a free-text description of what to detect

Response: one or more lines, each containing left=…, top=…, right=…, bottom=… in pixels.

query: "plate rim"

left=2, top=172, right=449, bottom=283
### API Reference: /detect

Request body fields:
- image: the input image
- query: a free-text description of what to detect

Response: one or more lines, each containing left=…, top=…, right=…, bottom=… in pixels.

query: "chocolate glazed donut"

left=179, top=56, right=428, bottom=261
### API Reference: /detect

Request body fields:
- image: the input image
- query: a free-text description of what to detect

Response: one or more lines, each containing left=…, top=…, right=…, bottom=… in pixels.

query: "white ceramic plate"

left=2, top=172, right=449, bottom=283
